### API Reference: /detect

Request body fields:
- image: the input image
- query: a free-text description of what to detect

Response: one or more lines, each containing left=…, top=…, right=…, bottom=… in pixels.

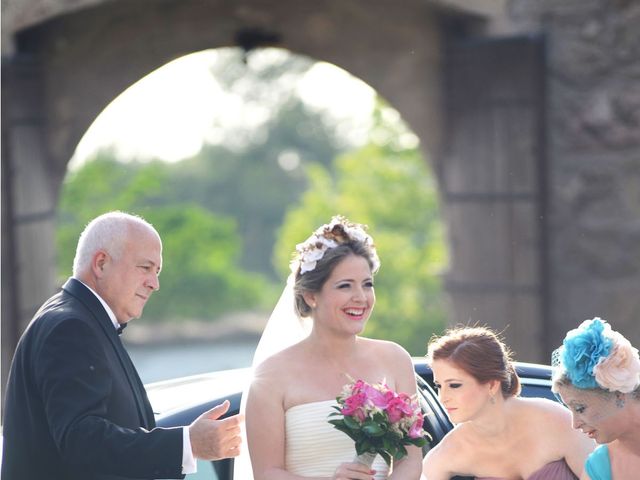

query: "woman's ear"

left=302, top=291, right=317, bottom=309
left=489, top=379, right=501, bottom=396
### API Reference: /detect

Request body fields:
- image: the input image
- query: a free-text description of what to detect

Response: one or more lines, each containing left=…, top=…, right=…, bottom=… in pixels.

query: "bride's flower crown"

left=290, top=216, right=380, bottom=275
left=553, top=317, right=640, bottom=393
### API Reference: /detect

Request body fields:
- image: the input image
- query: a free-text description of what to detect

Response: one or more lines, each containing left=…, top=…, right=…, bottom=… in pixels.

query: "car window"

left=520, top=383, right=556, bottom=401
left=416, top=375, right=453, bottom=449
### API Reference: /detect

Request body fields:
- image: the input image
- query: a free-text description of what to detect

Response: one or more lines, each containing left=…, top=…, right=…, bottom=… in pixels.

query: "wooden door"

left=441, top=35, right=548, bottom=361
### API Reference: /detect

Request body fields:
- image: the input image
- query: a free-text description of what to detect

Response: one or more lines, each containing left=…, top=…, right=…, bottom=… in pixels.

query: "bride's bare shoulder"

left=360, top=336, right=412, bottom=360
left=253, top=341, right=308, bottom=375
left=249, top=345, right=308, bottom=402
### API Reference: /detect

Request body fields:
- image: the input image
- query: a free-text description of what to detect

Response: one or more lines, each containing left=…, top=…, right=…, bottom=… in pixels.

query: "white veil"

left=250, top=274, right=312, bottom=368
left=233, top=273, right=312, bottom=480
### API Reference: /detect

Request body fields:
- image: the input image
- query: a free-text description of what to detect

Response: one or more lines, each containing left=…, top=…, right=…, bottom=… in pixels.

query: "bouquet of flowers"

left=328, top=378, right=429, bottom=467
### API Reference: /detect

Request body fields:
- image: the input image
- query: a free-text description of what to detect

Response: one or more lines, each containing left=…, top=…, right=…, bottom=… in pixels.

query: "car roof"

left=147, top=358, right=553, bottom=418
left=146, top=367, right=251, bottom=417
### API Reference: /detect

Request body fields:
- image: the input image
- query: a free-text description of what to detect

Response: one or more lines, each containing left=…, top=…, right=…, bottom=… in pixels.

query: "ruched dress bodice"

left=475, top=459, right=577, bottom=480
left=585, top=445, right=611, bottom=480
left=285, top=399, right=390, bottom=479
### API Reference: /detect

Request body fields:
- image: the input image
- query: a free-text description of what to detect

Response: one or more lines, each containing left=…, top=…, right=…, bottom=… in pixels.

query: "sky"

left=70, top=48, right=377, bottom=169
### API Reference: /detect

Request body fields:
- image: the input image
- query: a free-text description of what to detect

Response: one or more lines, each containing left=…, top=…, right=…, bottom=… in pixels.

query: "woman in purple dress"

left=422, top=326, right=593, bottom=480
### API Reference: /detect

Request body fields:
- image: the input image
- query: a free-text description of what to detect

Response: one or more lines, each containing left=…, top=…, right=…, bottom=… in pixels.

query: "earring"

left=490, top=394, right=496, bottom=405
left=615, top=395, right=625, bottom=409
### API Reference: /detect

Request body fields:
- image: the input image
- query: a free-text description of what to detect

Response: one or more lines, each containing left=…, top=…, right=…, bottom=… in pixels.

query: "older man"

left=2, top=211, right=242, bottom=479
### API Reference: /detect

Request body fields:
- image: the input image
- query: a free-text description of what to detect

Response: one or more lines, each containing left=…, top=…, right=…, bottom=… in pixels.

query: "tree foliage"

left=56, top=154, right=275, bottom=322
left=58, top=51, right=449, bottom=350
left=167, top=96, right=346, bottom=277
left=274, top=104, right=448, bottom=355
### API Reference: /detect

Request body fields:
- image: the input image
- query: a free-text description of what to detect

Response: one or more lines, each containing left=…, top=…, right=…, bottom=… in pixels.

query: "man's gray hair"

left=72, top=211, right=157, bottom=277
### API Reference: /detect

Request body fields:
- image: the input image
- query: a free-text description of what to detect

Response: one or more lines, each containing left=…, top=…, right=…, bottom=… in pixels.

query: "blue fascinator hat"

left=555, top=317, right=614, bottom=389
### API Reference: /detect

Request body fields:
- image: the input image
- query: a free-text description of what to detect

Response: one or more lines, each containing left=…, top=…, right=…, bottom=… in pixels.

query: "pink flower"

left=594, top=332, right=640, bottom=393
left=353, top=408, right=366, bottom=422
left=363, top=383, right=393, bottom=409
left=408, top=412, right=424, bottom=439
left=351, top=379, right=366, bottom=395
left=342, top=392, right=367, bottom=416
left=386, top=396, right=414, bottom=423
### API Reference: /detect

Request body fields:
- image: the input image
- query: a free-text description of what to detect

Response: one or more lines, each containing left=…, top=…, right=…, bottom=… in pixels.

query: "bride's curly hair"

left=291, top=216, right=379, bottom=318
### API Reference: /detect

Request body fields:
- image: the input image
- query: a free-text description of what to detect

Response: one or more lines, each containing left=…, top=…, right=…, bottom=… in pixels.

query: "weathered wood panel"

left=442, top=35, right=547, bottom=361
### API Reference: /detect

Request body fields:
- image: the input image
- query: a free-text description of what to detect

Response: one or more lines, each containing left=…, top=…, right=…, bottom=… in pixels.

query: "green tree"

left=56, top=153, right=275, bottom=322
left=160, top=96, right=348, bottom=278
left=139, top=206, right=275, bottom=321
left=274, top=105, right=448, bottom=355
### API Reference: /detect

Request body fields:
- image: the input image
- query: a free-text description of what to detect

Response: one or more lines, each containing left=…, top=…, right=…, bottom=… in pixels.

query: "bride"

left=242, top=216, right=423, bottom=480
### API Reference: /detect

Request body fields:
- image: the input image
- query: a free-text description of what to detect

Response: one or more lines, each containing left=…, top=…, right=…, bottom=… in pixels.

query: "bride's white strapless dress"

left=285, top=399, right=390, bottom=479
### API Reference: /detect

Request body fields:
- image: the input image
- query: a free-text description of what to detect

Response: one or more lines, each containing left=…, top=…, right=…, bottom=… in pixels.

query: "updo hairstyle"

left=426, top=326, right=521, bottom=398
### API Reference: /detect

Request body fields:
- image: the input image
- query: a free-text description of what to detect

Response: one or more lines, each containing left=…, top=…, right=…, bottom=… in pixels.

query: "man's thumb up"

left=189, top=399, right=243, bottom=460
left=201, top=399, right=230, bottom=421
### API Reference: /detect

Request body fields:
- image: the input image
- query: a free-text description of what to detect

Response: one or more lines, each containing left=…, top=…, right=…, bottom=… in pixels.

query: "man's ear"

left=92, top=250, right=109, bottom=277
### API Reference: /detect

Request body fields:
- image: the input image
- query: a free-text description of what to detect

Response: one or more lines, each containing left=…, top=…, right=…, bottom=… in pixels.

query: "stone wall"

left=509, top=0, right=640, bottom=348
left=3, top=0, right=638, bottom=374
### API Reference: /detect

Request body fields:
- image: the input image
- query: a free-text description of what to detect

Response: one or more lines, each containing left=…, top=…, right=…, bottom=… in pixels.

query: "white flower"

left=593, top=331, right=640, bottom=393
left=290, top=216, right=379, bottom=275
left=295, top=236, right=339, bottom=274
left=345, top=226, right=368, bottom=243
left=317, top=236, right=339, bottom=250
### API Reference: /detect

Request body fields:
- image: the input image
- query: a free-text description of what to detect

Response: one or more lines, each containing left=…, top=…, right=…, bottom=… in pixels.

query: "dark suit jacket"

left=2, top=278, right=185, bottom=480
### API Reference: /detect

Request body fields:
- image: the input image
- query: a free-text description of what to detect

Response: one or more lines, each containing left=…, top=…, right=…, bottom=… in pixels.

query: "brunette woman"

left=422, top=326, right=593, bottom=480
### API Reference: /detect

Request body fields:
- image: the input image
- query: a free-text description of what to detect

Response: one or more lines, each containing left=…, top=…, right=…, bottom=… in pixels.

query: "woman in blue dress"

left=552, top=317, right=640, bottom=480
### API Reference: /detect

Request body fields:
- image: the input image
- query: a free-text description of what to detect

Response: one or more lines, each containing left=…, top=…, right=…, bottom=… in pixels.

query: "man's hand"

left=189, top=399, right=244, bottom=460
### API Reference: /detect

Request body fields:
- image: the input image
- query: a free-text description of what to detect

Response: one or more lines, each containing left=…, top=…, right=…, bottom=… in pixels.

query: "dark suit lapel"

left=112, top=339, right=156, bottom=428
left=62, top=278, right=155, bottom=428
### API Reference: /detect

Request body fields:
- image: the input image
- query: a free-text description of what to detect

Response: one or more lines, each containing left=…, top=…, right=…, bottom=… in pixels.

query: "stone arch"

left=13, top=0, right=450, bottom=173
left=3, top=0, right=554, bottom=395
